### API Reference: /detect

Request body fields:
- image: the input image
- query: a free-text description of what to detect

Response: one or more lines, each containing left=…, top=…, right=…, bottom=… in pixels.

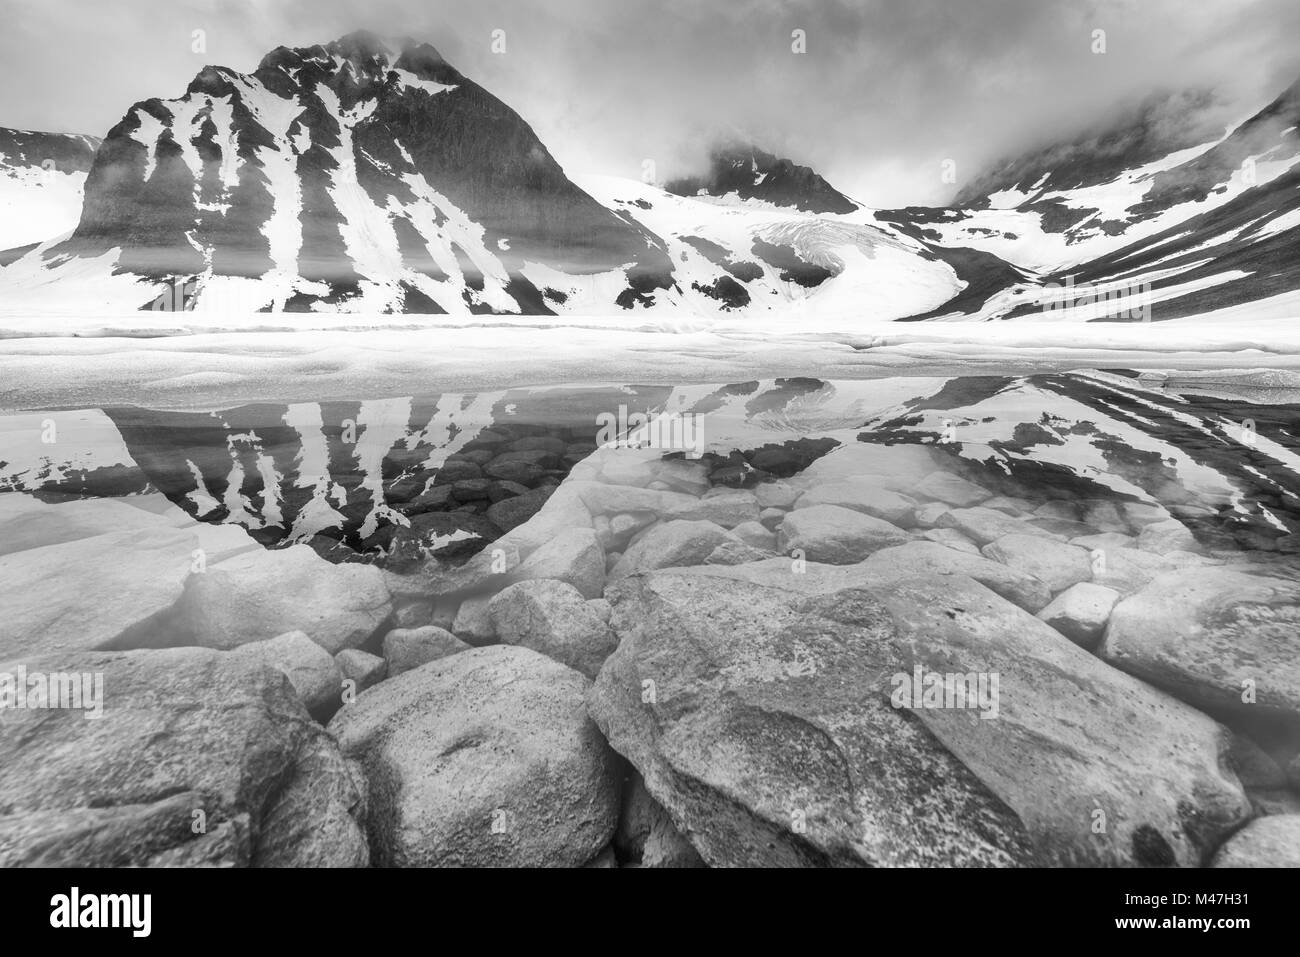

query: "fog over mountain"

left=3, top=0, right=1299, bottom=206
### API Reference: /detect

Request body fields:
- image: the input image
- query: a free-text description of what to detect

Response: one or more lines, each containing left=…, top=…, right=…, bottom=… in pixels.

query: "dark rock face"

left=0, top=128, right=101, bottom=175
left=1138, top=78, right=1300, bottom=215
left=888, top=77, right=1300, bottom=322
left=1046, top=165, right=1300, bottom=322
left=56, top=31, right=672, bottom=311
left=666, top=143, right=858, bottom=214
left=750, top=238, right=834, bottom=287
left=690, top=275, right=750, bottom=309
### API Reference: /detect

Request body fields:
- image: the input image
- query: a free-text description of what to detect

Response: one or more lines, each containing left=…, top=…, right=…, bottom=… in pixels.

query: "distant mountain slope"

left=7, top=31, right=673, bottom=314
left=0, top=31, right=966, bottom=322
left=883, top=82, right=1299, bottom=274
left=952, top=90, right=1231, bottom=206
left=2, top=37, right=1295, bottom=325
left=578, top=172, right=961, bottom=320
left=883, top=77, right=1300, bottom=321
left=0, top=128, right=101, bottom=260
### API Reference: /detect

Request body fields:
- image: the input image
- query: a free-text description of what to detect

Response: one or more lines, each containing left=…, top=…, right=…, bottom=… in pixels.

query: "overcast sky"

left=3, top=0, right=1298, bottom=205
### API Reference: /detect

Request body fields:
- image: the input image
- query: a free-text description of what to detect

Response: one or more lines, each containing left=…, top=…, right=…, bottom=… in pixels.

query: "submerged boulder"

left=777, top=504, right=908, bottom=564
left=981, top=534, right=1092, bottom=594
left=610, top=520, right=736, bottom=580
left=1101, top=567, right=1300, bottom=721
left=0, top=527, right=197, bottom=660
left=174, top=545, right=393, bottom=653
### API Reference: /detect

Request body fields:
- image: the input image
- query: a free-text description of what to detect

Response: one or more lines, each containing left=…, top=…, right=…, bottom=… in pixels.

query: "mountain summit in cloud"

left=46, top=30, right=674, bottom=313
left=666, top=143, right=859, bottom=214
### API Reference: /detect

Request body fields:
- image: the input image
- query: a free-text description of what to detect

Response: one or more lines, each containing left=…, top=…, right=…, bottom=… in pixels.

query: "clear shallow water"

left=3, top=368, right=1299, bottom=871
left=1, top=371, right=1298, bottom=566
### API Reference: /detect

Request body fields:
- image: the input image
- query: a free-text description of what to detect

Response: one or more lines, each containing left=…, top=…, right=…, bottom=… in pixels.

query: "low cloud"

left=3, top=0, right=1298, bottom=205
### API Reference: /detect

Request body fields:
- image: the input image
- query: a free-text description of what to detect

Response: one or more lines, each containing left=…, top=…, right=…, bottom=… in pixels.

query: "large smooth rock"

left=507, top=526, right=605, bottom=598
left=861, top=542, right=1052, bottom=613
left=0, top=496, right=261, bottom=568
left=777, top=505, right=908, bottom=564
left=921, top=528, right=981, bottom=555
left=648, top=547, right=1053, bottom=615
left=982, top=495, right=1034, bottom=516
left=590, top=574, right=1036, bottom=867
left=229, top=630, right=342, bottom=719
left=1101, top=567, right=1300, bottom=720
left=0, top=527, right=197, bottom=660
left=1119, top=500, right=1171, bottom=529
left=329, top=646, right=620, bottom=867
left=0, top=648, right=367, bottom=866
left=382, top=626, right=469, bottom=677
left=610, top=520, right=735, bottom=580
left=798, top=443, right=937, bottom=491
left=489, top=579, right=618, bottom=678
left=592, top=565, right=1251, bottom=866
left=981, top=534, right=1092, bottom=593
left=0, top=495, right=172, bottom=557
left=865, top=574, right=1251, bottom=866
left=731, top=520, right=778, bottom=552
left=575, top=481, right=697, bottom=519
left=1210, top=816, right=1300, bottom=867
left=795, top=482, right=917, bottom=527
left=1036, top=582, right=1120, bottom=648
left=1088, top=546, right=1189, bottom=595
left=914, top=472, right=992, bottom=508
left=174, top=545, right=393, bottom=653
left=938, top=507, right=1060, bottom=546
left=1081, top=500, right=1130, bottom=534
left=1137, top=518, right=1199, bottom=555
left=606, top=511, right=656, bottom=548
left=665, top=488, right=761, bottom=529
left=653, top=458, right=710, bottom=495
